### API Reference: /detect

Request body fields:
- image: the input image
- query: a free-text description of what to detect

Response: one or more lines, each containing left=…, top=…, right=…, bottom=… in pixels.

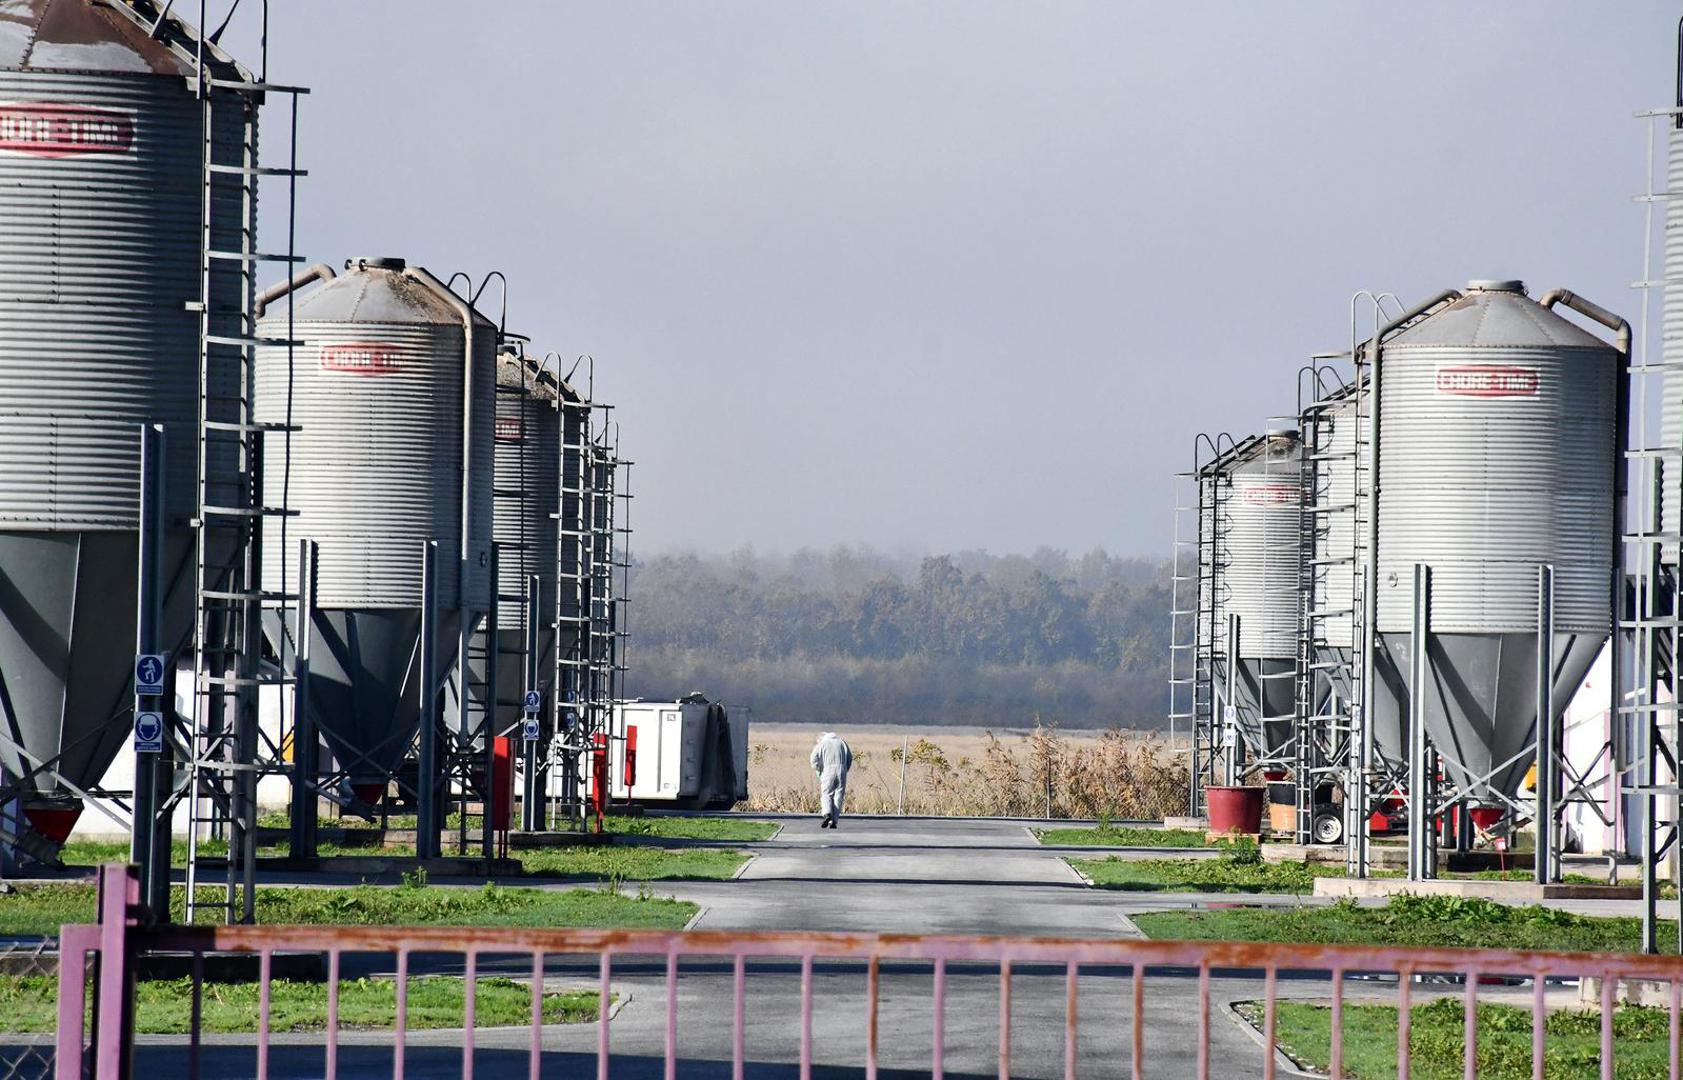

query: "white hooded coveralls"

left=810, top=732, right=853, bottom=825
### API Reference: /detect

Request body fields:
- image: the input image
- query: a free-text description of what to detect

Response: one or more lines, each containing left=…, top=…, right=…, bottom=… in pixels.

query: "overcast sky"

left=238, top=3, right=1674, bottom=557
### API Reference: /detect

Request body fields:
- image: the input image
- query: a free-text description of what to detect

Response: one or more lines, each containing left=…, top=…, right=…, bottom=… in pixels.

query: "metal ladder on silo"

left=586, top=415, right=621, bottom=805
left=553, top=384, right=598, bottom=828
left=170, top=12, right=309, bottom=925
left=1292, top=368, right=1358, bottom=844
left=1166, top=468, right=1203, bottom=815
left=606, top=429, right=634, bottom=715
left=1627, top=100, right=1683, bottom=952
left=1190, top=440, right=1234, bottom=805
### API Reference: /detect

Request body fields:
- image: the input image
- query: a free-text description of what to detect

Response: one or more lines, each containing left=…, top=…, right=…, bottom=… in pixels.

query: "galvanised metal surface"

left=1663, top=124, right=1683, bottom=563
left=1373, top=281, right=1619, bottom=801
left=254, top=260, right=493, bottom=791
left=1202, top=432, right=1301, bottom=759
left=486, top=355, right=563, bottom=725
left=494, top=355, right=561, bottom=617
left=253, top=259, right=496, bottom=612
left=1221, top=433, right=1302, bottom=658
left=1374, top=282, right=1616, bottom=634
left=0, top=15, right=249, bottom=525
left=1316, top=395, right=1358, bottom=647
left=0, top=1, right=249, bottom=806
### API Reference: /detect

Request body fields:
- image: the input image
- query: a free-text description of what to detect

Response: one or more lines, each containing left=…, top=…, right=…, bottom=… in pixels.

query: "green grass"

left=0, top=973, right=598, bottom=1034
left=1071, top=855, right=1328, bottom=893
left=1037, top=826, right=1211, bottom=848
left=598, top=815, right=777, bottom=841
left=1132, top=894, right=1680, bottom=953
left=58, top=835, right=751, bottom=881
left=0, top=879, right=696, bottom=938
left=1240, top=997, right=1670, bottom=1079
left=250, top=811, right=776, bottom=842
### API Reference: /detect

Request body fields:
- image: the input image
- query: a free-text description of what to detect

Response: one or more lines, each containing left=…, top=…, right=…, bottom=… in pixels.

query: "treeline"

left=622, top=547, right=1171, bottom=728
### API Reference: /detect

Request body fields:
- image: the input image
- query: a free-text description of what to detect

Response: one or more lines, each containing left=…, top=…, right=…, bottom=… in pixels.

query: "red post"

left=492, top=735, right=513, bottom=833
left=592, top=732, right=609, bottom=834
left=624, top=725, right=638, bottom=791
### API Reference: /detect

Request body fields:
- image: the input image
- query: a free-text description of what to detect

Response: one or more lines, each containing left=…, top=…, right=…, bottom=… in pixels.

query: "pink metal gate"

left=49, top=866, right=1683, bottom=1079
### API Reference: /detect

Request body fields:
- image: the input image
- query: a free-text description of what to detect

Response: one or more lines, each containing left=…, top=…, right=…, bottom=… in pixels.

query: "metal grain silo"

left=1208, top=428, right=1302, bottom=762
left=254, top=258, right=495, bottom=803
left=488, top=353, right=563, bottom=733
left=0, top=1, right=247, bottom=839
left=1373, top=281, right=1619, bottom=804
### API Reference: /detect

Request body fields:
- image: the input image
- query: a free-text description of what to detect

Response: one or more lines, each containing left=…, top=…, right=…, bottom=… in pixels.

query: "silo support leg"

left=1536, top=565, right=1557, bottom=885
left=1408, top=564, right=1434, bottom=880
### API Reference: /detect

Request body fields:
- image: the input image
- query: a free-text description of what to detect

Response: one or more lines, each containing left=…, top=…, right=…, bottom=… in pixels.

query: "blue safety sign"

left=523, top=690, right=542, bottom=714
left=523, top=718, right=541, bottom=741
left=134, top=711, right=164, bottom=754
left=135, top=654, right=166, bottom=696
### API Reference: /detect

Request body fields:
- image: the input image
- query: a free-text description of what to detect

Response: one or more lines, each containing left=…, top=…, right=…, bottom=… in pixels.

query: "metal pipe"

left=1540, top=287, right=1633, bottom=893
left=416, top=541, right=440, bottom=860
left=131, top=424, right=167, bottom=916
left=1539, top=289, right=1631, bottom=357
left=1224, top=614, right=1240, bottom=785
left=253, top=262, right=335, bottom=317
left=288, top=540, right=318, bottom=862
left=1408, top=563, right=1432, bottom=880
left=1536, top=564, right=1556, bottom=885
left=1361, top=289, right=1462, bottom=879
left=481, top=545, right=499, bottom=857
left=522, top=575, right=541, bottom=832
left=404, top=267, right=482, bottom=806
left=404, top=266, right=480, bottom=613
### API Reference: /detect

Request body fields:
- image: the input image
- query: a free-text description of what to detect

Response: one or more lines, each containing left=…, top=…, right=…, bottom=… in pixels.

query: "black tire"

left=1312, top=806, right=1344, bottom=845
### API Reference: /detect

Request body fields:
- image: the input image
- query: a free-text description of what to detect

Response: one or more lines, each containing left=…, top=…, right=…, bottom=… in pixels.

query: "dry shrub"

left=740, top=724, right=1188, bottom=820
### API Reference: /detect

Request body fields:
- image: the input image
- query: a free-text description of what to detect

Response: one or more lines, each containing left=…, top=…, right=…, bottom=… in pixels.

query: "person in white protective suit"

left=810, top=731, right=854, bottom=829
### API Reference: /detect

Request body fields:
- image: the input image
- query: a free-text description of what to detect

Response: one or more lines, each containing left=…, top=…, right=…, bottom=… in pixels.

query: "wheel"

left=1312, top=806, right=1344, bottom=845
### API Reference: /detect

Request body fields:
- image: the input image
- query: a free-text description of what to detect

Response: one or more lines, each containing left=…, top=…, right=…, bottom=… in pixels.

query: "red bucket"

left=1206, top=786, right=1265, bottom=835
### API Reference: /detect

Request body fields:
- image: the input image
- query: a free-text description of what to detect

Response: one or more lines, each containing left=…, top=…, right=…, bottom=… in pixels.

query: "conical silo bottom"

left=1211, top=657, right=1295, bottom=763
left=1378, top=631, right=1605, bottom=804
left=0, top=530, right=195, bottom=828
left=266, top=608, right=460, bottom=797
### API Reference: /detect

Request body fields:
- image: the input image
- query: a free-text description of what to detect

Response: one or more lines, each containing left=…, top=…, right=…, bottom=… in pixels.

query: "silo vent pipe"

left=254, top=263, right=337, bottom=317
left=1538, top=289, right=1631, bottom=357
left=401, top=265, right=480, bottom=610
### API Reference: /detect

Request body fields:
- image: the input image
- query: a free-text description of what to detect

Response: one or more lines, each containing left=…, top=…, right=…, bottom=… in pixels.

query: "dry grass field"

left=741, top=724, right=1189, bottom=820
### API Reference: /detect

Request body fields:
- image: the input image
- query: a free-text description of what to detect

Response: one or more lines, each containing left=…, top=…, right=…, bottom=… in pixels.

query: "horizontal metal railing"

left=47, top=865, right=1683, bottom=1080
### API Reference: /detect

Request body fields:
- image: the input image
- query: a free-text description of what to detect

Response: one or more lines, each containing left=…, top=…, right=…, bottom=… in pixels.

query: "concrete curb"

left=1225, top=1001, right=1320, bottom=1078
left=682, top=905, right=710, bottom=931
left=730, top=853, right=759, bottom=880
left=1114, top=913, right=1148, bottom=940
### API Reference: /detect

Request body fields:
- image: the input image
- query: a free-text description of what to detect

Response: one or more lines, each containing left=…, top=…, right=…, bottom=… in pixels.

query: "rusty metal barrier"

left=46, top=866, right=1683, bottom=1079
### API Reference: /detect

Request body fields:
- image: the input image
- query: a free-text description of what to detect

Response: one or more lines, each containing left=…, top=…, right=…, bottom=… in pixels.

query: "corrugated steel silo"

left=1662, top=128, right=1683, bottom=563
left=1373, top=281, right=1618, bottom=803
left=0, top=0, right=248, bottom=838
left=1208, top=429, right=1303, bottom=760
left=485, top=353, right=565, bottom=735
left=254, top=258, right=495, bottom=801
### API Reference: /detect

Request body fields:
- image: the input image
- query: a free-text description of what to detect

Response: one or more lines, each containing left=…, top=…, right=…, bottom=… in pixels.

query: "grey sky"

left=244, top=2, right=1673, bottom=557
